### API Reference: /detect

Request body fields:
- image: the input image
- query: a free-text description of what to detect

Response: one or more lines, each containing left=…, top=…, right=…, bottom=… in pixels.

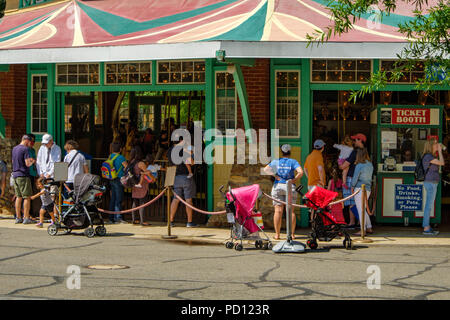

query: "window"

left=105, top=62, right=152, bottom=85
left=215, top=72, right=236, bottom=135
left=31, top=75, right=48, bottom=133
left=380, top=60, right=425, bottom=83
left=158, top=60, right=205, bottom=84
left=56, top=63, right=99, bottom=85
left=138, top=105, right=155, bottom=131
left=275, top=71, right=300, bottom=137
left=311, top=59, right=372, bottom=83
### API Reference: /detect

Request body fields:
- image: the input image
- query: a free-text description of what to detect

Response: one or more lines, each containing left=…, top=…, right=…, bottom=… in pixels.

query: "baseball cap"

left=280, top=144, right=291, bottom=153
left=42, top=134, right=53, bottom=144
left=313, top=139, right=325, bottom=149
left=351, top=133, right=367, bottom=143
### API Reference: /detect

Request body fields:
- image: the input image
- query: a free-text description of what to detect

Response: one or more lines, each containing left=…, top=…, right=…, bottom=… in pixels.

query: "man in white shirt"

left=63, top=140, right=89, bottom=189
left=36, top=134, right=61, bottom=179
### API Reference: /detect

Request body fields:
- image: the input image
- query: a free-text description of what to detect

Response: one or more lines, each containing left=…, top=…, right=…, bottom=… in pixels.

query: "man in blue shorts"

left=263, top=144, right=303, bottom=240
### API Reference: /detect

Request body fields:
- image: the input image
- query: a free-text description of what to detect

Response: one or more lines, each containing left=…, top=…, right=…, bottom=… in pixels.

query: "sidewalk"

left=1, top=215, right=450, bottom=247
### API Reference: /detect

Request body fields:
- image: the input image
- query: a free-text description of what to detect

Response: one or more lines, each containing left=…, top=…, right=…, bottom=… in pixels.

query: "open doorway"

left=63, top=90, right=207, bottom=223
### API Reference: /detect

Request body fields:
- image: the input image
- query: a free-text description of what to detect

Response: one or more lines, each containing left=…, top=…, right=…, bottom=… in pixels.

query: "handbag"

left=414, top=155, right=430, bottom=182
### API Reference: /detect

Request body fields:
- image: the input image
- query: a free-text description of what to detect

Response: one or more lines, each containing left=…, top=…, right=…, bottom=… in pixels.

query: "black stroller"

left=47, top=173, right=107, bottom=238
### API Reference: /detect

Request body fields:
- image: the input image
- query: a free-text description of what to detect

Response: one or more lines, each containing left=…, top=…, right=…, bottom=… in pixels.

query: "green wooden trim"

left=205, top=58, right=214, bottom=212
left=47, top=64, right=55, bottom=137
left=222, top=58, right=255, bottom=67
left=54, top=84, right=206, bottom=92
left=0, top=65, right=9, bottom=72
left=232, top=64, right=253, bottom=142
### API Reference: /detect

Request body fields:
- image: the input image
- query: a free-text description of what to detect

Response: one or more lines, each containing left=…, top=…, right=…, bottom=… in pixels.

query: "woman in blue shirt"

left=351, top=148, right=373, bottom=235
left=421, top=138, right=444, bottom=235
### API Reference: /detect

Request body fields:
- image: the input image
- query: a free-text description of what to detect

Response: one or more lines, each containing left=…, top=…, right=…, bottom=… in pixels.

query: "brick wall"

left=0, top=64, right=28, bottom=139
left=237, top=58, right=270, bottom=131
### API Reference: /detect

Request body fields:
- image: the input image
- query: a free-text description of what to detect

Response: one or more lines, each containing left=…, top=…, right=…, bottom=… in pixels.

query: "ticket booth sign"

left=394, top=184, right=423, bottom=211
left=391, top=108, right=430, bottom=125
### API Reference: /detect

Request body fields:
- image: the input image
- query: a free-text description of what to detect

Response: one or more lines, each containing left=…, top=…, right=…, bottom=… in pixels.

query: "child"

left=327, top=166, right=343, bottom=194
left=30, top=178, right=56, bottom=228
left=333, top=135, right=354, bottom=189
left=185, top=145, right=194, bottom=179
left=135, top=154, right=158, bottom=187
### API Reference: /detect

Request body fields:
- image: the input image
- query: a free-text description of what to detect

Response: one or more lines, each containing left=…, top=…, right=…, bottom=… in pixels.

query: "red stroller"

left=303, top=186, right=353, bottom=250
left=219, top=184, right=273, bottom=251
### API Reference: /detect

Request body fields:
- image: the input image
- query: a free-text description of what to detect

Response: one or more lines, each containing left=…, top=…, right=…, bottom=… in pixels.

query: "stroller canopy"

left=73, top=173, right=101, bottom=202
left=304, top=186, right=338, bottom=209
left=227, top=184, right=261, bottom=234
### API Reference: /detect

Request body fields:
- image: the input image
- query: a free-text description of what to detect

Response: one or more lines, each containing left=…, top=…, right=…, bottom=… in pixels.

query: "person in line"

left=136, top=153, right=158, bottom=187
left=421, top=137, right=445, bottom=236
left=263, top=144, right=303, bottom=240
left=350, top=148, right=374, bottom=236
left=36, top=134, right=61, bottom=180
left=107, top=142, right=128, bottom=224
left=339, top=133, right=366, bottom=228
left=63, top=140, right=89, bottom=192
left=327, top=166, right=343, bottom=193
left=129, top=146, right=151, bottom=226
left=304, top=139, right=326, bottom=190
left=0, top=144, right=7, bottom=199
left=168, top=133, right=198, bottom=228
left=26, top=133, right=40, bottom=218
left=333, top=135, right=353, bottom=190
left=12, top=134, right=36, bottom=224
left=31, top=177, right=56, bottom=228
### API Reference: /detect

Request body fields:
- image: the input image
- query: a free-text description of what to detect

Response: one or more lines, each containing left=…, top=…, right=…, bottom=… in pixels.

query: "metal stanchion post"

left=354, top=184, right=372, bottom=243
left=162, top=187, right=177, bottom=239
left=272, top=180, right=305, bottom=253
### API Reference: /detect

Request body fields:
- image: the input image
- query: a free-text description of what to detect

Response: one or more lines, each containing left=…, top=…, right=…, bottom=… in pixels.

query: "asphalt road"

left=1, top=226, right=450, bottom=302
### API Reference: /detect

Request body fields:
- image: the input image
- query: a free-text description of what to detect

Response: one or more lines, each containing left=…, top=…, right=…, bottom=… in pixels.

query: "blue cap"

left=314, top=139, right=325, bottom=149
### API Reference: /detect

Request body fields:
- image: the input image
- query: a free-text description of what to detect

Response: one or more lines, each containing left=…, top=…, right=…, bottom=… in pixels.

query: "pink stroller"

left=303, top=186, right=353, bottom=250
left=219, top=184, right=273, bottom=251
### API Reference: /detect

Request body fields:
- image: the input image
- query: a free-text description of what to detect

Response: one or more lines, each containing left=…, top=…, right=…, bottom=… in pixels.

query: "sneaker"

left=135, top=184, right=143, bottom=188
left=22, top=218, right=34, bottom=225
left=186, top=222, right=198, bottom=228
left=117, top=219, right=128, bottom=224
left=187, top=174, right=193, bottom=179
left=15, top=218, right=23, bottom=224
left=170, top=222, right=175, bottom=228
left=423, top=229, right=439, bottom=236
left=36, top=222, right=43, bottom=228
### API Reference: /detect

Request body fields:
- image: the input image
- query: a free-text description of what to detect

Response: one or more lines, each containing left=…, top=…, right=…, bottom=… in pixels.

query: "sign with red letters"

left=391, top=108, right=430, bottom=125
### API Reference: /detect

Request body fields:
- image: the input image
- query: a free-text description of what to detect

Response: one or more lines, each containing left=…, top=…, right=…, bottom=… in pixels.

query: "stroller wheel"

left=264, top=242, right=273, bottom=250
left=255, top=240, right=263, bottom=249
left=225, top=241, right=234, bottom=249
left=307, top=239, right=318, bottom=250
left=95, top=226, right=107, bottom=237
left=234, top=243, right=243, bottom=251
left=343, top=238, right=353, bottom=250
left=84, top=227, right=96, bottom=238
left=47, top=224, right=58, bottom=236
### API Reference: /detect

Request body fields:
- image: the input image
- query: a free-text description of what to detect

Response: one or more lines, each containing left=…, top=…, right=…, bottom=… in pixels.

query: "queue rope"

left=261, top=189, right=360, bottom=208
left=97, top=187, right=168, bottom=214
left=171, top=189, right=227, bottom=215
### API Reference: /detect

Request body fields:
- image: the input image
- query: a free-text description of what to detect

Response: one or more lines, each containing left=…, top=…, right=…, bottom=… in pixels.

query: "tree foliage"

left=306, top=0, right=450, bottom=102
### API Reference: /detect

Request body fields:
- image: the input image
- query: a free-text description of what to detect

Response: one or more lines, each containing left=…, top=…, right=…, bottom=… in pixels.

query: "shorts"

left=343, top=176, right=355, bottom=206
left=41, top=203, right=54, bottom=213
left=13, top=176, right=32, bottom=199
left=271, top=183, right=298, bottom=206
left=338, top=158, right=346, bottom=166
left=173, top=175, right=196, bottom=200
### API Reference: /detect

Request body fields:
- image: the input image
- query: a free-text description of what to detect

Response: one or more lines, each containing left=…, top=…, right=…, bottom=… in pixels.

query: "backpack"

left=120, top=160, right=140, bottom=188
left=101, top=154, right=120, bottom=180
left=414, top=155, right=430, bottom=182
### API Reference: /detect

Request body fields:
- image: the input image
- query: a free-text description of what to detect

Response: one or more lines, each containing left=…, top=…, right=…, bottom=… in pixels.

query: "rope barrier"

left=262, top=189, right=360, bottom=208
left=172, top=189, right=227, bottom=215
left=97, top=187, right=168, bottom=214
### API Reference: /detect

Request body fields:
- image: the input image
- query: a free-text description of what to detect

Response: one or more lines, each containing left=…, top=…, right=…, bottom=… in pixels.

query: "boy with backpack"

left=102, top=142, right=128, bottom=224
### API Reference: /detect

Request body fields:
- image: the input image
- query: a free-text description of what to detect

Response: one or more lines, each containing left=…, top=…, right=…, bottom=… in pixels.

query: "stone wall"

left=0, top=138, right=18, bottom=216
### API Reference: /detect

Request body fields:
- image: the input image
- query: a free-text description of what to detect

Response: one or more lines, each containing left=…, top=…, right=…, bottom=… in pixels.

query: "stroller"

left=47, top=173, right=107, bottom=238
left=302, top=186, right=353, bottom=250
left=220, top=184, right=273, bottom=251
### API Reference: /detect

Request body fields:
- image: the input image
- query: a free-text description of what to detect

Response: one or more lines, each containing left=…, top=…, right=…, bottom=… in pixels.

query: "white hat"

left=281, top=144, right=291, bottom=153
left=42, top=134, right=53, bottom=144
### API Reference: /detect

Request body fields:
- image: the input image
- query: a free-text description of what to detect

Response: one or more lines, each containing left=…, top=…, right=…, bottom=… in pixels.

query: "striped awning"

left=0, top=0, right=433, bottom=63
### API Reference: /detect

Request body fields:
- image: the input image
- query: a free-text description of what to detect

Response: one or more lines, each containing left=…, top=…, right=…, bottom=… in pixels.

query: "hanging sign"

left=391, top=108, right=430, bottom=125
